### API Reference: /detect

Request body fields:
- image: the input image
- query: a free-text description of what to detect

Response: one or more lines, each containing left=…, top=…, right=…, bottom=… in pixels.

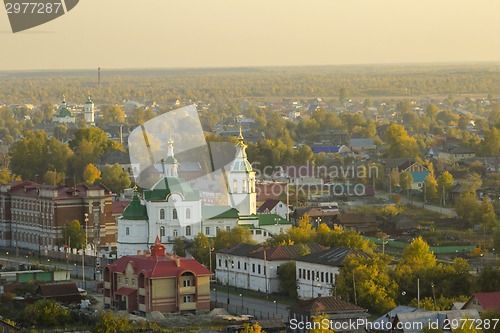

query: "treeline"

left=3, top=64, right=500, bottom=105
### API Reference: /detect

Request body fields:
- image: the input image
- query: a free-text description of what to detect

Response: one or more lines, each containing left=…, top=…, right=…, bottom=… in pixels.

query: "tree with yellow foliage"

left=83, top=163, right=101, bottom=185
left=241, top=322, right=266, bottom=333
left=309, top=313, right=334, bottom=333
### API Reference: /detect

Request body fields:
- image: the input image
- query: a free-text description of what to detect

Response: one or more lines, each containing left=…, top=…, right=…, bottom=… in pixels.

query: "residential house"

left=104, top=237, right=212, bottom=313
left=295, top=247, right=370, bottom=300
left=438, top=147, right=476, bottom=163
left=288, top=296, right=369, bottom=333
left=331, top=213, right=378, bottom=234
left=257, top=199, right=290, bottom=219
left=36, top=282, right=82, bottom=304
left=462, top=292, right=500, bottom=312
left=350, top=138, right=376, bottom=154
left=215, top=243, right=326, bottom=295
left=381, top=214, right=419, bottom=236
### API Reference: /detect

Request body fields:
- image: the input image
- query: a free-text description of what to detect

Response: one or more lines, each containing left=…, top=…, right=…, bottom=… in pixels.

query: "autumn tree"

left=213, top=226, right=255, bottom=249
left=455, top=192, right=480, bottom=227
left=336, top=254, right=397, bottom=314
left=437, top=171, right=454, bottom=204
left=100, top=105, right=125, bottom=125
left=385, top=123, right=420, bottom=158
left=83, top=163, right=101, bottom=185
left=310, top=313, right=334, bottom=333
left=42, top=170, right=65, bottom=185
left=424, top=173, right=439, bottom=203
left=241, top=322, right=266, bottom=333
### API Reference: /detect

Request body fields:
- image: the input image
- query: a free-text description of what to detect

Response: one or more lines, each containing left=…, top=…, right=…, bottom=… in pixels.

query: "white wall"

left=215, top=253, right=285, bottom=294
left=296, top=261, right=338, bottom=300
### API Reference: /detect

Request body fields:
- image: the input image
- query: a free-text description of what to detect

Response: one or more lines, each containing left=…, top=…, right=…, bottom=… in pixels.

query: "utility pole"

left=83, top=213, right=88, bottom=290
left=352, top=270, right=357, bottom=305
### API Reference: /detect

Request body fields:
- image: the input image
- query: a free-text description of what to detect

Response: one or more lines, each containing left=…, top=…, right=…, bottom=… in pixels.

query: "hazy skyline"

left=2, top=0, right=500, bottom=71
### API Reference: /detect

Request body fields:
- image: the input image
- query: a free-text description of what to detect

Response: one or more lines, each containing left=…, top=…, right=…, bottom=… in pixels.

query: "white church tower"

left=227, top=126, right=256, bottom=215
left=84, top=92, right=95, bottom=125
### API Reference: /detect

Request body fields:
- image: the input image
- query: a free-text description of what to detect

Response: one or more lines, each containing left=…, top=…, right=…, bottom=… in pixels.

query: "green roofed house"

left=409, top=171, right=430, bottom=191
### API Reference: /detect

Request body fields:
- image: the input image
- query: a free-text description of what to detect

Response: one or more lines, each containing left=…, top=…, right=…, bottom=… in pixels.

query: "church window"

left=173, top=209, right=178, bottom=219
left=125, top=227, right=130, bottom=236
left=233, top=180, right=237, bottom=193
left=242, top=180, right=247, bottom=193
left=173, top=229, right=178, bottom=237
left=226, top=226, right=230, bottom=232
left=160, top=226, right=165, bottom=237
left=186, top=226, right=191, bottom=236
left=205, top=227, right=210, bottom=235
left=216, top=227, right=220, bottom=235
left=160, top=209, right=165, bottom=219
left=186, top=208, right=191, bottom=219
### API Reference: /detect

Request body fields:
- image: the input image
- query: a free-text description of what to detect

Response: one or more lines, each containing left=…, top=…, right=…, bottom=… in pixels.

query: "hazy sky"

left=2, top=0, right=500, bottom=70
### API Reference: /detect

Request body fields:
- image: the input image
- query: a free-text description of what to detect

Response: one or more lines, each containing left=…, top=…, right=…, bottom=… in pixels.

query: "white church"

left=117, top=130, right=290, bottom=257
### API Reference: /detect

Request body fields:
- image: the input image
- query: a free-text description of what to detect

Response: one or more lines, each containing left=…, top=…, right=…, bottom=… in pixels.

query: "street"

left=211, top=287, right=290, bottom=320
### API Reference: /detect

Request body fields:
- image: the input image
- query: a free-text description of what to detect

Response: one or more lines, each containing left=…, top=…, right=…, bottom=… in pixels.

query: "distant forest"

left=2, top=63, right=500, bottom=105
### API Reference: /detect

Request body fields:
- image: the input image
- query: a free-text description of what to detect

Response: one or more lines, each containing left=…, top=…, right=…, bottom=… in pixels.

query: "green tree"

left=426, top=103, right=439, bottom=120
left=173, top=237, right=186, bottom=257
left=62, top=219, right=85, bottom=249
left=100, top=163, right=131, bottom=194
left=455, top=192, right=480, bottom=227
left=477, top=196, right=498, bottom=232
left=83, top=163, right=101, bottom=185
left=477, top=266, right=500, bottom=292
left=277, top=261, right=297, bottom=298
left=9, top=130, right=72, bottom=180
left=190, top=233, right=212, bottom=268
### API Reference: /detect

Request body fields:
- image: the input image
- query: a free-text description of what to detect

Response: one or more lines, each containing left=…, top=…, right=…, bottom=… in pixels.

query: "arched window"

left=126, top=227, right=130, bottom=236
left=160, top=226, right=165, bottom=237
left=173, top=229, right=178, bottom=237
left=233, top=180, right=237, bottom=193
left=160, top=209, right=165, bottom=220
left=242, top=180, right=247, bottom=193
left=216, top=227, right=220, bottom=235
left=186, top=208, right=191, bottom=219
left=186, top=226, right=191, bottom=236
left=173, top=208, right=178, bottom=220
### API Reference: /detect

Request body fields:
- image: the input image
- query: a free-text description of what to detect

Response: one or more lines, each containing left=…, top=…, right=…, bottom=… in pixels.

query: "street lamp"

left=273, top=300, right=278, bottom=314
left=213, top=288, right=217, bottom=303
left=239, top=293, right=243, bottom=307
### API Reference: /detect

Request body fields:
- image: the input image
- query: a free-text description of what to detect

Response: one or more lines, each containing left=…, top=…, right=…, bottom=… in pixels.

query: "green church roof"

left=143, top=177, right=199, bottom=201
left=122, top=193, right=148, bottom=220
left=57, top=108, right=72, bottom=117
left=202, top=206, right=240, bottom=220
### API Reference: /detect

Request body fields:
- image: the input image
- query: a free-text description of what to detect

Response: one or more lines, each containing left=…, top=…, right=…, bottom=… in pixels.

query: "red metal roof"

left=108, top=254, right=212, bottom=278
left=474, top=292, right=500, bottom=310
